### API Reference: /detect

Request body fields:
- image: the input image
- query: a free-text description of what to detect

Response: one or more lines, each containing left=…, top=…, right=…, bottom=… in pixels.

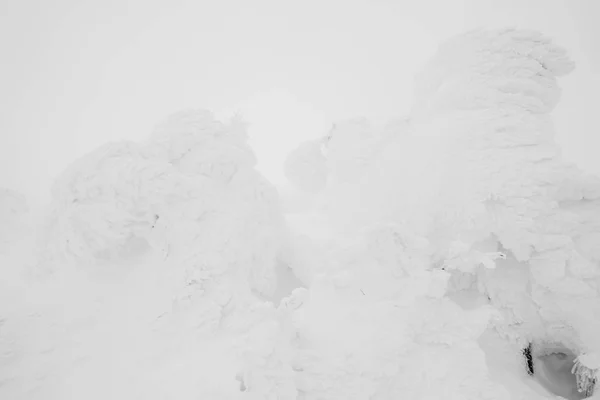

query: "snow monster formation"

left=37, top=110, right=296, bottom=398
left=283, top=28, right=599, bottom=398
left=46, top=109, right=288, bottom=295
left=42, top=110, right=283, bottom=292
left=406, top=28, right=600, bottom=397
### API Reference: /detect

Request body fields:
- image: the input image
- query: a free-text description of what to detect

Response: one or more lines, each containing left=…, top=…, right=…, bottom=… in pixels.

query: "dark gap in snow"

left=523, top=342, right=534, bottom=375
left=530, top=343, right=593, bottom=399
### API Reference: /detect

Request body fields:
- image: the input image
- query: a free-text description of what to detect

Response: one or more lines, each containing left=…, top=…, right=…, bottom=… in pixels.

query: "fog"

left=1, top=0, right=599, bottom=206
left=2, top=3, right=600, bottom=398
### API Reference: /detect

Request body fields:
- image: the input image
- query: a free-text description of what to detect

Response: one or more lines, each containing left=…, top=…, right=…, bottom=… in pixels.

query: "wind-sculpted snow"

left=149, top=110, right=257, bottom=181
left=0, top=113, right=298, bottom=400
left=281, top=28, right=600, bottom=396
left=411, top=28, right=575, bottom=119
left=6, top=27, right=600, bottom=398
left=407, top=29, right=600, bottom=381
left=405, top=28, right=576, bottom=258
left=428, top=28, right=599, bottom=385
left=42, top=109, right=283, bottom=294
left=409, top=29, right=600, bottom=374
left=53, top=114, right=284, bottom=337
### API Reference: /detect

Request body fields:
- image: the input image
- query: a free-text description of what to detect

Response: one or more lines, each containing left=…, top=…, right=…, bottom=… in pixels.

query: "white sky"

left=1, top=0, right=599, bottom=205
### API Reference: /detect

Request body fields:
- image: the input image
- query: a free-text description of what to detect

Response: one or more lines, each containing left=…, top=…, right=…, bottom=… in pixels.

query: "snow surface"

left=2, top=27, right=600, bottom=399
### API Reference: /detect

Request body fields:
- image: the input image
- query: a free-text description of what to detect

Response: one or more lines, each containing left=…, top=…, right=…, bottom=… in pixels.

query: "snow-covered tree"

left=12, top=27, right=600, bottom=399
left=42, top=108, right=285, bottom=305
left=282, top=117, right=411, bottom=198
left=281, top=27, right=600, bottom=398
left=405, top=28, right=600, bottom=393
left=32, top=109, right=298, bottom=398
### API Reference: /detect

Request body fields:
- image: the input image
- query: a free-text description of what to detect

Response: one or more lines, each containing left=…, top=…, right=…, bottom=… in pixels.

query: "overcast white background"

left=1, top=0, right=598, bottom=206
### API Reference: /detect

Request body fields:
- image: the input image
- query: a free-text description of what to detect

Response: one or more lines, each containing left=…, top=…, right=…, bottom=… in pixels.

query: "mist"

left=2, top=1, right=600, bottom=399
left=1, top=0, right=599, bottom=206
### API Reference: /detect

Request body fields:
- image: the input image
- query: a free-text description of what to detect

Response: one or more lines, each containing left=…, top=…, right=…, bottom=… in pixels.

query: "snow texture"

left=3, top=27, right=600, bottom=400
left=5, top=110, right=294, bottom=399
left=282, top=28, right=600, bottom=398
left=41, top=109, right=283, bottom=296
